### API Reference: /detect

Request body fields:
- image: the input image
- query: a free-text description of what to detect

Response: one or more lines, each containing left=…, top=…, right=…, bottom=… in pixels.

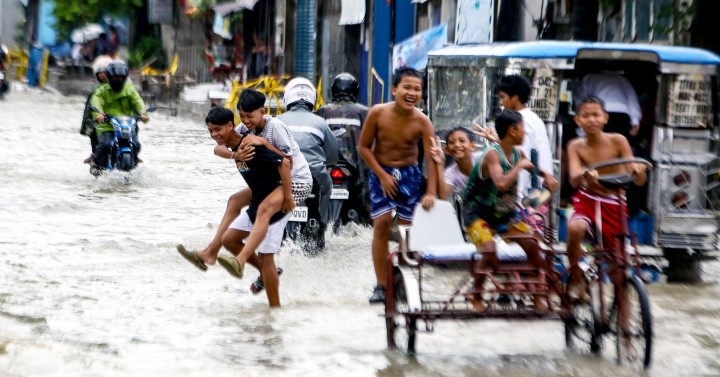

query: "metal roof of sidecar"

left=428, top=41, right=720, bottom=66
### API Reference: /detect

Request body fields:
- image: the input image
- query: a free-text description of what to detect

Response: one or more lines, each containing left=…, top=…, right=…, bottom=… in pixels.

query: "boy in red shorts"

left=566, top=96, right=648, bottom=300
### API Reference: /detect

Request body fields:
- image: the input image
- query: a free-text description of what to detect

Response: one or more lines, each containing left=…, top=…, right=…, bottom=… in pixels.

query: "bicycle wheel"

left=615, top=275, right=653, bottom=370
left=564, top=274, right=602, bottom=353
left=386, top=270, right=417, bottom=355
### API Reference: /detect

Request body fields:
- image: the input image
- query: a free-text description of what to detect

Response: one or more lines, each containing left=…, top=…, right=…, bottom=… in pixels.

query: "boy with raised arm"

left=565, top=96, right=648, bottom=300
left=463, top=110, right=557, bottom=312
left=358, top=67, right=438, bottom=304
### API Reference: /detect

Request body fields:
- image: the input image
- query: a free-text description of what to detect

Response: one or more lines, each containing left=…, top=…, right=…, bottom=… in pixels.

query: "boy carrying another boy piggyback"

left=189, top=106, right=293, bottom=307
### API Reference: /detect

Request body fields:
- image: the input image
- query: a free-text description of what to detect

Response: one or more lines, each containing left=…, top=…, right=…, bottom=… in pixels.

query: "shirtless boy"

left=358, top=67, right=438, bottom=303
left=566, top=96, right=648, bottom=300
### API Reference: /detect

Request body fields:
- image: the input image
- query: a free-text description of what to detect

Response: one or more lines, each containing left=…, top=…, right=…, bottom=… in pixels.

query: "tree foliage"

left=51, top=0, right=143, bottom=38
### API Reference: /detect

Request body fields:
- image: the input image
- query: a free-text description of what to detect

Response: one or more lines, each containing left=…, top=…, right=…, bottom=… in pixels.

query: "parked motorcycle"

left=88, top=106, right=155, bottom=176
left=0, top=43, right=9, bottom=100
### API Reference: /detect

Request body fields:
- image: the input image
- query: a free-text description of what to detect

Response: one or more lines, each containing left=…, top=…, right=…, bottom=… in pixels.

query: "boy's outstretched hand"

left=429, top=136, right=445, bottom=164
left=518, top=158, right=534, bottom=172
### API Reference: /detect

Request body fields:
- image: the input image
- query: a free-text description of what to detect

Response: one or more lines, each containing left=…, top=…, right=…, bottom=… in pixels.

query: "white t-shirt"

left=518, top=107, right=553, bottom=196
left=444, top=151, right=482, bottom=193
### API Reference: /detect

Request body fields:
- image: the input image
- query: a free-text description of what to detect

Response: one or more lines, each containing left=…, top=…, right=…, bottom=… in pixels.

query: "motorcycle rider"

left=315, top=73, right=370, bottom=223
left=277, top=77, right=339, bottom=237
left=90, top=61, right=149, bottom=171
left=80, top=55, right=113, bottom=164
left=0, top=38, right=9, bottom=98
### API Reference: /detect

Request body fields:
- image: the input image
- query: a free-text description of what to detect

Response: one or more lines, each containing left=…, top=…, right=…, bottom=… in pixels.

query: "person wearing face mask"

left=90, top=61, right=149, bottom=170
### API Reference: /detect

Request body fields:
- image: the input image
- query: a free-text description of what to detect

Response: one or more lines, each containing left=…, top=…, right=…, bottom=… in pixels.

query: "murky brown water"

left=0, top=90, right=718, bottom=377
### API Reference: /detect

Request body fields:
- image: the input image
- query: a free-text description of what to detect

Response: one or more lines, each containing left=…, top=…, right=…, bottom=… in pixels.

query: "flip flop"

left=217, top=254, right=245, bottom=279
left=176, top=244, right=208, bottom=272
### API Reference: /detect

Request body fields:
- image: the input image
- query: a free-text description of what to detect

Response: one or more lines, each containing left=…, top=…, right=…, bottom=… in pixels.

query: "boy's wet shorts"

left=466, top=216, right=530, bottom=245
left=570, top=188, right=626, bottom=250
left=292, top=182, right=313, bottom=205
left=368, top=164, right=422, bottom=221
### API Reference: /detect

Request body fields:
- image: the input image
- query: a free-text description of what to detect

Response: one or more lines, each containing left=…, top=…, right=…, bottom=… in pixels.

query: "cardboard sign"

left=667, top=75, right=712, bottom=128
left=528, top=69, right=558, bottom=121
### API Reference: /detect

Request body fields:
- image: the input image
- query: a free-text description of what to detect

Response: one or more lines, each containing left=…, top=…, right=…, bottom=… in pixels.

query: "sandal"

left=250, top=267, right=284, bottom=294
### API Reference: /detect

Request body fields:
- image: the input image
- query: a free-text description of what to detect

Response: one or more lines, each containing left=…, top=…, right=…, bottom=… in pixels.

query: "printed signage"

left=667, top=75, right=712, bottom=128
left=528, top=69, right=558, bottom=121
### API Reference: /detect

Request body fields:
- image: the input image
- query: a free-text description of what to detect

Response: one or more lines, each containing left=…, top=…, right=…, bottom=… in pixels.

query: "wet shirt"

left=237, top=115, right=312, bottom=184
left=232, top=134, right=286, bottom=224
left=462, top=144, right=521, bottom=228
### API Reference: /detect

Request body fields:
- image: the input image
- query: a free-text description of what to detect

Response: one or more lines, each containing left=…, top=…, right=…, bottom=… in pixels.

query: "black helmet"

left=331, top=73, right=359, bottom=102
left=105, top=61, right=129, bottom=92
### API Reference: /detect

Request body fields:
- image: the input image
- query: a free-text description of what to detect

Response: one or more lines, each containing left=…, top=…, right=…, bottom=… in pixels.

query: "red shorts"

left=570, top=188, right=627, bottom=250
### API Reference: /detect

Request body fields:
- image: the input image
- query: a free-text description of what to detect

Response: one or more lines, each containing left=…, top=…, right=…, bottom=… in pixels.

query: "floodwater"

left=0, top=90, right=719, bottom=377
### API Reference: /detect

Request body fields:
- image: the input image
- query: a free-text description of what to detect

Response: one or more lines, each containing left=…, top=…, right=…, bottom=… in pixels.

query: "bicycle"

left=564, top=158, right=654, bottom=370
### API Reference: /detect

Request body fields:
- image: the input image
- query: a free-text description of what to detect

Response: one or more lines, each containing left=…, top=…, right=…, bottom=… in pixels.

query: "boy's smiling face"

left=392, top=76, right=422, bottom=110
left=238, top=107, right=265, bottom=130
left=207, top=121, right=235, bottom=145
left=445, top=130, right=476, bottom=160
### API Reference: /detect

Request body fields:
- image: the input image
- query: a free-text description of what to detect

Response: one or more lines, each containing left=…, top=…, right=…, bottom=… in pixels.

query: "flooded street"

left=1, top=91, right=719, bottom=377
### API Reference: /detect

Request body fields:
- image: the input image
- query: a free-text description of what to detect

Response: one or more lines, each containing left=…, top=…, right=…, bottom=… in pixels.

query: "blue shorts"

left=368, top=164, right=422, bottom=221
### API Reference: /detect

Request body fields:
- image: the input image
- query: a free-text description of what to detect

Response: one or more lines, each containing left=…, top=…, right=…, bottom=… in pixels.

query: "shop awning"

left=213, top=0, right=260, bottom=16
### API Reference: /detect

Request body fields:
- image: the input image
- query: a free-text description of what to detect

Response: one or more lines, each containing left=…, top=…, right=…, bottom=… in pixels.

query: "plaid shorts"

left=292, top=182, right=312, bottom=204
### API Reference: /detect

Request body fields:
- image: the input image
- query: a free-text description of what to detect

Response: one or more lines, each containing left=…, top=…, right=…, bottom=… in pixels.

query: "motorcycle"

left=0, top=44, right=9, bottom=100
left=327, top=127, right=372, bottom=232
left=285, top=181, right=326, bottom=253
left=88, top=106, right=155, bottom=176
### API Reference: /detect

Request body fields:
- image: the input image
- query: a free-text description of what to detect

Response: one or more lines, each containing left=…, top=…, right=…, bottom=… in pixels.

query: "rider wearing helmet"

left=315, top=73, right=370, bottom=220
left=80, top=55, right=113, bottom=164
left=90, top=60, right=149, bottom=169
left=277, top=77, right=338, bottom=234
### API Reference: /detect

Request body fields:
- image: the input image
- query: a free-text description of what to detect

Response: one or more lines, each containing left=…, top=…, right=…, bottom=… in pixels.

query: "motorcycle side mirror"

left=145, top=106, right=157, bottom=113
left=332, top=128, right=347, bottom=138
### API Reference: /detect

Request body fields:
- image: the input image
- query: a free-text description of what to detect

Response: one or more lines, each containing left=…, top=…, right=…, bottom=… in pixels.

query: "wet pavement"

left=0, top=89, right=719, bottom=377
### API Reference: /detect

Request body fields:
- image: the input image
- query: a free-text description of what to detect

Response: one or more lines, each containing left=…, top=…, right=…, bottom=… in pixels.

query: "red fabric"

left=570, top=188, right=627, bottom=250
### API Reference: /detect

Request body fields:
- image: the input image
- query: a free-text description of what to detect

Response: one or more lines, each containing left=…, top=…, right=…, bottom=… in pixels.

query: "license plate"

left=331, top=188, right=349, bottom=200
left=289, top=206, right=308, bottom=222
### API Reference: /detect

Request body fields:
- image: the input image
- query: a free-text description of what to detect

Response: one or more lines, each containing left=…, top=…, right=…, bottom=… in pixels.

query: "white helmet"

left=92, top=55, right=114, bottom=75
left=283, top=77, right=316, bottom=110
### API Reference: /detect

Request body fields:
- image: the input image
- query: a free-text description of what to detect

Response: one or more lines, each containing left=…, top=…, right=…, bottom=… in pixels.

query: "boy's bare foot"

left=196, top=247, right=218, bottom=266
left=472, top=298, right=486, bottom=312
left=566, top=276, right=589, bottom=303
left=83, top=153, right=95, bottom=164
left=534, top=296, right=549, bottom=312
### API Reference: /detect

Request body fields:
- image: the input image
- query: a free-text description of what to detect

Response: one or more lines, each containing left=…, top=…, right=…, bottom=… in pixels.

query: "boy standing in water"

left=358, top=67, right=438, bottom=303
left=196, top=107, right=292, bottom=307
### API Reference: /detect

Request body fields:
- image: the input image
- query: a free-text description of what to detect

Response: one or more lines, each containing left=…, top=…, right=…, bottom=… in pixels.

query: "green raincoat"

left=90, top=81, right=146, bottom=135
